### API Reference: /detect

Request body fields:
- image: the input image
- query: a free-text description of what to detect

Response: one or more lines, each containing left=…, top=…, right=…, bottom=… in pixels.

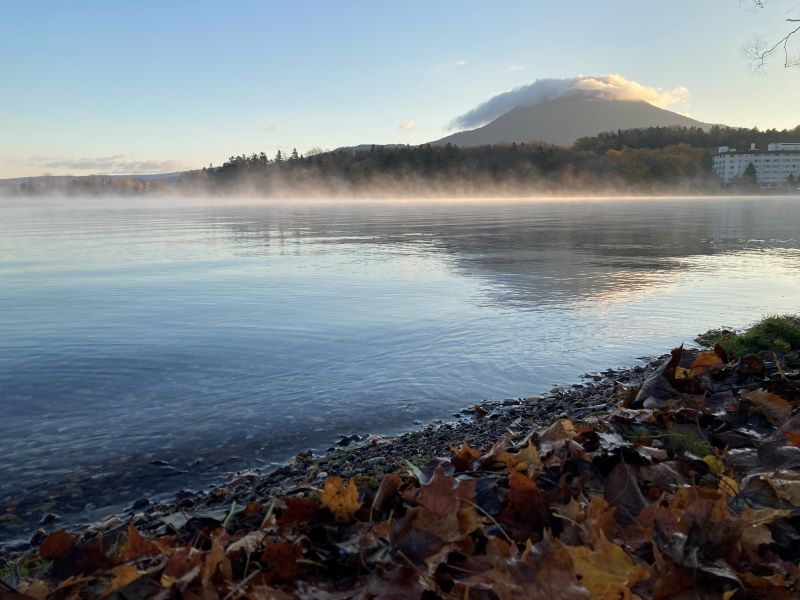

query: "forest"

left=11, top=125, right=800, bottom=196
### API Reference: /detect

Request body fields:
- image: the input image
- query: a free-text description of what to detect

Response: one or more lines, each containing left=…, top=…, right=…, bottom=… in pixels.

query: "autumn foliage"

left=5, top=344, right=800, bottom=599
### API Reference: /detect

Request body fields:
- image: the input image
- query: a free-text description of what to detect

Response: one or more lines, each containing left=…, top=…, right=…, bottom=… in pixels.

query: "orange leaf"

left=784, top=430, right=800, bottom=447
left=688, top=350, right=725, bottom=378
left=119, top=523, right=163, bottom=562
left=100, top=564, right=140, bottom=598
left=40, top=530, right=76, bottom=560
left=321, top=476, right=362, bottom=522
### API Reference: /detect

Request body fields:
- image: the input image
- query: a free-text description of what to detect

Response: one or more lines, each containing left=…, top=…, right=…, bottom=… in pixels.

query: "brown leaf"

left=244, top=501, right=262, bottom=518
left=39, top=530, right=76, bottom=560
left=371, top=472, right=401, bottom=513
left=119, top=523, right=163, bottom=562
left=450, top=441, right=481, bottom=471
left=160, top=547, right=203, bottom=588
left=321, top=476, right=362, bottom=522
left=278, top=496, right=321, bottom=526
left=741, top=388, right=792, bottom=426
left=417, top=465, right=459, bottom=518
left=604, top=461, right=646, bottom=523
left=261, top=542, right=302, bottom=585
left=202, top=535, right=232, bottom=582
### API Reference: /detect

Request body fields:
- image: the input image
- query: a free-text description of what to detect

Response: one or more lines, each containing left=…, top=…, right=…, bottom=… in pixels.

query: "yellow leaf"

left=321, top=476, right=362, bottom=522
left=566, top=532, right=649, bottom=599
left=718, top=475, right=740, bottom=498
left=18, top=579, right=50, bottom=600
left=703, top=454, right=723, bottom=475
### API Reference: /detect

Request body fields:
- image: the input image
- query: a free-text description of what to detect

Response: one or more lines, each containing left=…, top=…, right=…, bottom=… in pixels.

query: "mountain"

left=432, top=92, right=712, bottom=148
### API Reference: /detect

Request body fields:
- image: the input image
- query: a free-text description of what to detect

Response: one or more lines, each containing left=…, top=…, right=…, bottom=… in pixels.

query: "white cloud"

left=398, top=119, right=416, bottom=132
left=429, top=60, right=467, bottom=72
left=448, top=73, right=691, bottom=130
left=506, top=63, right=525, bottom=72
left=15, top=155, right=183, bottom=175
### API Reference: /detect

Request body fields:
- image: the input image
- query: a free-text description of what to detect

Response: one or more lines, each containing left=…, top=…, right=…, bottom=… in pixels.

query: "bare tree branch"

left=744, top=1, right=800, bottom=70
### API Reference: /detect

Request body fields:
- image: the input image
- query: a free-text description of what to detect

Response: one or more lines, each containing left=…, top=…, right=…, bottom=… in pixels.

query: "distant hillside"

left=433, top=92, right=712, bottom=147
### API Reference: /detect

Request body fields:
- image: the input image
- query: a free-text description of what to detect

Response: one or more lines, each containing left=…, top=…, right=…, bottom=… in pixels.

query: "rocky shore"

left=1, top=356, right=662, bottom=561
left=3, top=324, right=799, bottom=598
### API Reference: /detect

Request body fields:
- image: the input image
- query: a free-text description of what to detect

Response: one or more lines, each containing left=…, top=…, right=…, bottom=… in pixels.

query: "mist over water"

left=1, top=195, right=800, bottom=535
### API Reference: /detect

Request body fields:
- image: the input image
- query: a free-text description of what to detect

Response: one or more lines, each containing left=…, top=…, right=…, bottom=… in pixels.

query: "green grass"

left=700, top=315, right=800, bottom=364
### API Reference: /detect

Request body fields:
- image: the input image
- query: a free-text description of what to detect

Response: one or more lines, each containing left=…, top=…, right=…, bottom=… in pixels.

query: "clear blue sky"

left=2, top=0, right=799, bottom=177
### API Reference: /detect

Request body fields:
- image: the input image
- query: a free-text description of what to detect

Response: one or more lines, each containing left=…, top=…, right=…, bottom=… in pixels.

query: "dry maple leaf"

left=202, top=535, right=232, bottom=582
left=450, top=441, right=481, bottom=471
left=417, top=465, right=459, bottom=518
left=39, top=530, right=76, bottom=560
left=100, top=564, right=140, bottom=599
left=321, top=476, right=362, bottom=522
left=688, top=350, right=725, bottom=379
left=740, top=388, right=792, bottom=426
left=119, top=523, right=163, bottom=562
left=566, top=532, right=650, bottom=599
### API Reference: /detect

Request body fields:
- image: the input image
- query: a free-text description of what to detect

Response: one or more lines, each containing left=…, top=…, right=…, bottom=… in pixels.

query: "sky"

left=1, top=0, right=800, bottom=178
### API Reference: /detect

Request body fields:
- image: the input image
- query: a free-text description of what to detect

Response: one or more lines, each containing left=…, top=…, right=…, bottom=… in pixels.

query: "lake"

left=1, top=195, right=800, bottom=537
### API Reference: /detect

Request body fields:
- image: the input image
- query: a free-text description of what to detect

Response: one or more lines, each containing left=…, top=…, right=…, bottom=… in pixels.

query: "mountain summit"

left=432, top=91, right=711, bottom=147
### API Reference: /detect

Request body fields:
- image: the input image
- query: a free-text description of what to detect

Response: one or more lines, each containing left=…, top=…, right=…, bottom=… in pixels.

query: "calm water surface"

left=1, top=196, right=800, bottom=535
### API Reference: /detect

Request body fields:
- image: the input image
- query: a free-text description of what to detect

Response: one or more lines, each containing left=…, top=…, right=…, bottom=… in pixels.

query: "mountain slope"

left=433, top=92, right=711, bottom=147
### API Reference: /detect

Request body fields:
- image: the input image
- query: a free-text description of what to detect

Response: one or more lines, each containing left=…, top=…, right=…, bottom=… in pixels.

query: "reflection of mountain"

left=212, top=198, right=800, bottom=309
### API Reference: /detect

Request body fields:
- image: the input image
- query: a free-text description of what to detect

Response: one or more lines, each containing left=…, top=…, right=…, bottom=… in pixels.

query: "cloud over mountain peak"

left=448, top=74, right=690, bottom=131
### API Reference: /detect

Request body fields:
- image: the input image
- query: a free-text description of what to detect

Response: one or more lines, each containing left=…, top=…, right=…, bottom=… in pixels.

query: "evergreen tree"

left=743, top=162, right=758, bottom=186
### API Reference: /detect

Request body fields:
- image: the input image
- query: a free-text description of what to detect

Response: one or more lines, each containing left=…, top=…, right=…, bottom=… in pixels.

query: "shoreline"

left=0, top=354, right=664, bottom=559
left=2, top=325, right=799, bottom=598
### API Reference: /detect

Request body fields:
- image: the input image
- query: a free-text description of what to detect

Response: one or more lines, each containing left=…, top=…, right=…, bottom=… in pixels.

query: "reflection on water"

left=1, top=196, right=799, bottom=533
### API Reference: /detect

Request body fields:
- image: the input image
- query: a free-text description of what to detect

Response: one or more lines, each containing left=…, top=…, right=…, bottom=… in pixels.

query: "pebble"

left=39, top=513, right=58, bottom=525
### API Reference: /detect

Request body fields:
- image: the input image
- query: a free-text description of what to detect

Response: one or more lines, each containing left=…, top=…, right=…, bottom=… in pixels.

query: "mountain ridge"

left=432, top=92, right=713, bottom=148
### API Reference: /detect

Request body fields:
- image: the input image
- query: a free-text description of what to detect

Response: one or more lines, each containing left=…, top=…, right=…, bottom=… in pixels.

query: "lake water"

left=2, top=195, right=800, bottom=536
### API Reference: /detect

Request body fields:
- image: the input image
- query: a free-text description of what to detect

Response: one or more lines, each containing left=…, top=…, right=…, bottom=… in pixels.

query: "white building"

left=712, top=142, right=800, bottom=188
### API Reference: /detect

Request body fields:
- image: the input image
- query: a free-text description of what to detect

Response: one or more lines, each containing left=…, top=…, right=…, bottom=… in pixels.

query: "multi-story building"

left=712, top=142, right=800, bottom=188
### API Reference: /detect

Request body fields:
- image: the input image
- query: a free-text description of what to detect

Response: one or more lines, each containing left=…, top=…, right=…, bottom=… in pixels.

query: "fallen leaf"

left=604, top=461, right=646, bottom=523
left=566, top=532, right=650, bottom=599
left=688, top=350, right=725, bottom=379
left=202, top=535, right=232, bottom=582
left=119, top=523, right=162, bottom=561
left=261, top=542, right=302, bottom=584
left=741, top=388, right=792, bottom=426
left=39, top=530, right=76, bottom=560
left=321, top=476, right=362, bottom=522
left=100, top=564, right=140, bottom=598
left=450, top=441, right=481, bottom=471
left=226, top=531, right=265, bottom=556
left=417, top=465, right=459, bottom=518
left=279, top=496, right=321, bottom=526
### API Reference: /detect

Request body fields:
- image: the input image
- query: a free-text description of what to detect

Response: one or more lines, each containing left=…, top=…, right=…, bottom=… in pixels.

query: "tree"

left=274, top=150, right=284, bottom=164
left=744, top=162, right=759, bottom=186
left=745, top=1, right=800, bottom=70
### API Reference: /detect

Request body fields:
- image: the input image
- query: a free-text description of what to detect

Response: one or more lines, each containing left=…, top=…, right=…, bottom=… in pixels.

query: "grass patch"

left=699, top=315, right=800, bottom=364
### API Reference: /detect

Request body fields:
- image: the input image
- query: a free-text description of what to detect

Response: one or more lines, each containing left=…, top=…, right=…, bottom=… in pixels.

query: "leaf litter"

left=3, top=343, right=800, bottom=599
